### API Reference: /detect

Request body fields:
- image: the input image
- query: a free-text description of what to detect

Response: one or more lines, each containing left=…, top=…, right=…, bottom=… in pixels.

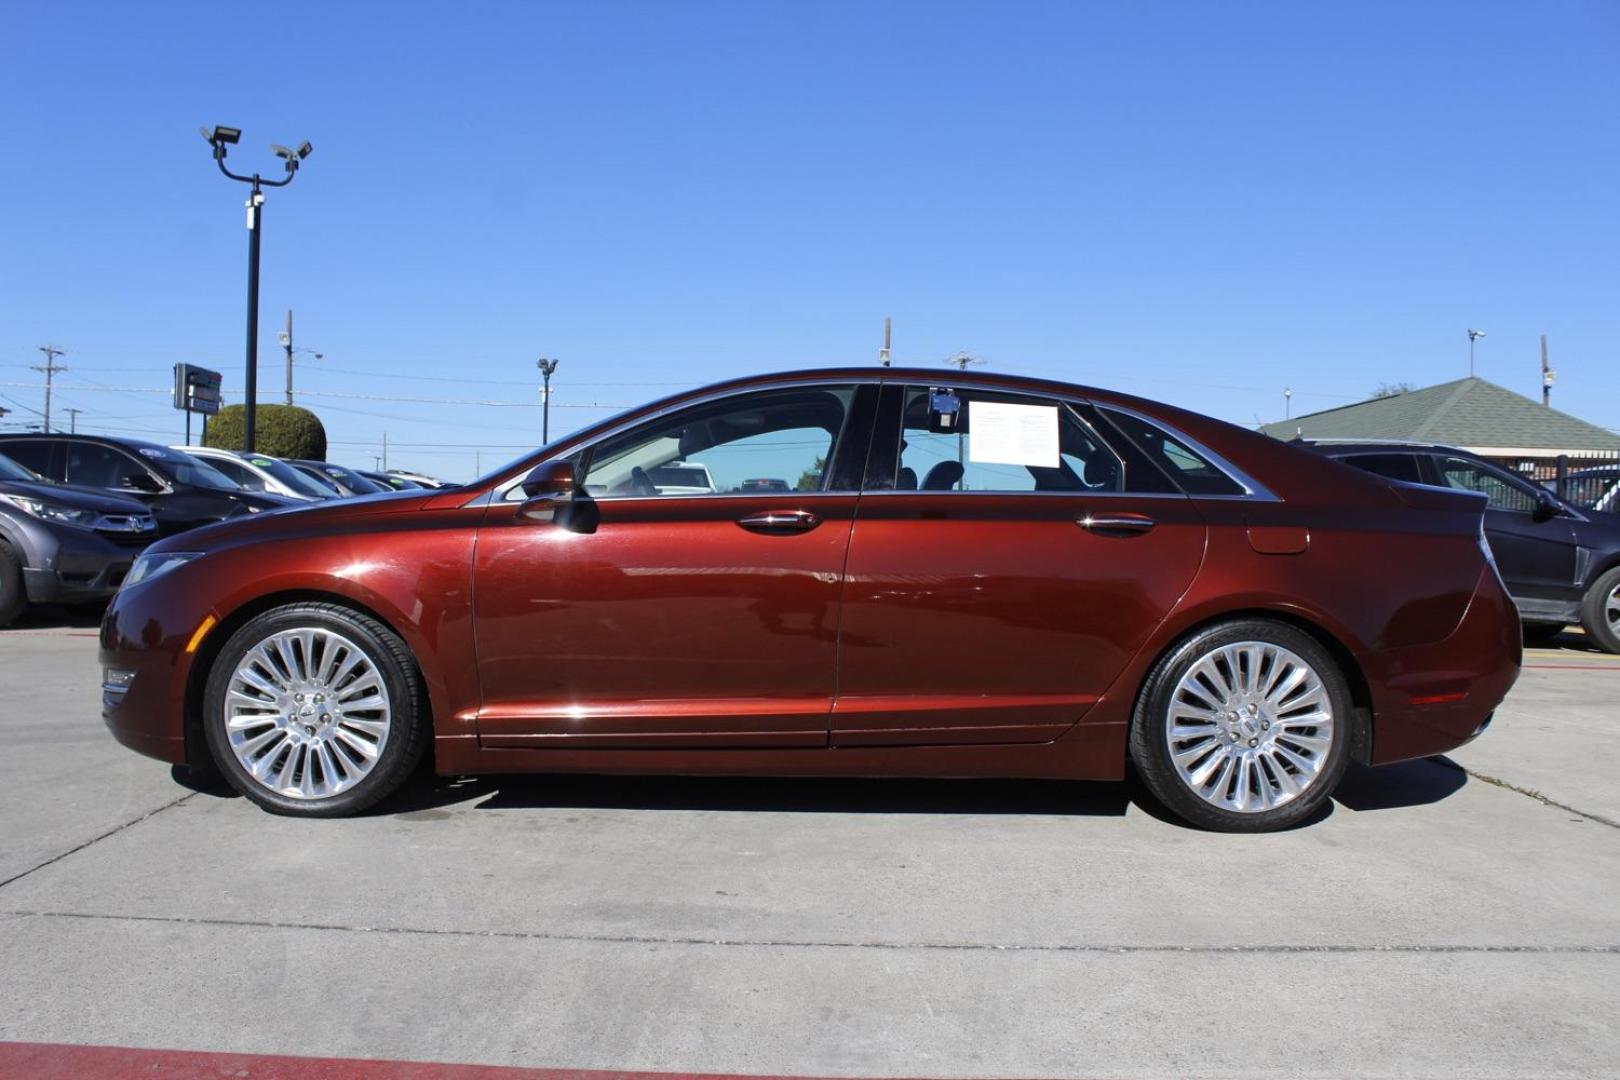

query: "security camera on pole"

left=200, top=125, right=314, bottom=452
left=537, top=358, right=560, bottom=444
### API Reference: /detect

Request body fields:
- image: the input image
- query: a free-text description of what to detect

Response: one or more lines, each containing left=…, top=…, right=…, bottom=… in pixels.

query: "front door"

left=472, top=383, right=874, bottom=748
left=1430, top=455, right=1577, bottom=602
left=832, top=384, right=1208, bottom=745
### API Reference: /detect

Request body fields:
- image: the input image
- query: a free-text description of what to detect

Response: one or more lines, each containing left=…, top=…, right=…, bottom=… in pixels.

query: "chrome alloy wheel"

left=1164, top=641, right=1335, bottom=814
left=224, top=627, right=393, bottom=800
left=1607, top=582, right=1620, bottom=638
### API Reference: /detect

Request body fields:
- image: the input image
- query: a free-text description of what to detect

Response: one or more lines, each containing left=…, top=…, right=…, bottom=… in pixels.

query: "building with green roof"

left=1261, top=377, right=1619, bottom=476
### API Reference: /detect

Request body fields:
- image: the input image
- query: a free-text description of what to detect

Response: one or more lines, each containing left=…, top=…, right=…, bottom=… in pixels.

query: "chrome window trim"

left=493, top=377, right=880, bottom=502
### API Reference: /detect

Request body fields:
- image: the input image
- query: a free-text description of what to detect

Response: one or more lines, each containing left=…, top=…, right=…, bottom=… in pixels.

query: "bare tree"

left=1371, top=382, right=1416, bottom=399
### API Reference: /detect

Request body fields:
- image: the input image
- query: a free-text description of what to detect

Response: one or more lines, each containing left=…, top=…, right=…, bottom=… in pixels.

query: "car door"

left=472, top=382, right=876, bottom=749
left=1426, top=454, right=1576, bottom=602
left=831, top=383, right=1208, bottom=746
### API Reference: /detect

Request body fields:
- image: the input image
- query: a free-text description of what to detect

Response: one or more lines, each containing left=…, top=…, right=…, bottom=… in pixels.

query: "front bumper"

left=7, top=516, right=147, bottom=604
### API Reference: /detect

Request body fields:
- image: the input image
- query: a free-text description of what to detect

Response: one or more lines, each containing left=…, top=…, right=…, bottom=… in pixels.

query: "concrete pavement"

left=1, top=622, right=1616, bottom=1078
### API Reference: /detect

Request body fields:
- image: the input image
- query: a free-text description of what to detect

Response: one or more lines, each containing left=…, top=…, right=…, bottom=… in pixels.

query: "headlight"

left=0, top=494, right=99, bottom=528
left=123, top=551, right=201, bottom=589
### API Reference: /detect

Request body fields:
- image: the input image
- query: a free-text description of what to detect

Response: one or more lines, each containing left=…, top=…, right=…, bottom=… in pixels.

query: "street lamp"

left=1467, top=329, right=1486, bottom=377
left=537, top=358, right=559, bottom=443
left=201, top=124, right=313, bottom=451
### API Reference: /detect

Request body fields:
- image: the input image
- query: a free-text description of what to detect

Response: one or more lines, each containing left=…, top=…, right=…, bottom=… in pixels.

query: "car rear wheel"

left=203, top=602, right=429, bottom=816
left=0, top=544, right=23, bottom=629
left=1580, top=567, right=1620, bottom=655
left=1130, top=619, right=1351, bottom=832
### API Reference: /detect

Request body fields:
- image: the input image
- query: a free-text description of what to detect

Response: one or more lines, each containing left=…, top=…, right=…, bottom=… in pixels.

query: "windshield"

left=318, top=463, right=387, bottom=494
left=247, top=455, right=336, bottom=498
left=136, top=446, right=241, bottom=491
left=0, top=452, right=38, bottom=482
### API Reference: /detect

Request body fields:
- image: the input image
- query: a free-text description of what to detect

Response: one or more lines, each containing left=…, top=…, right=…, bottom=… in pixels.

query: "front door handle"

left=1077, top=512, right=1155, bottom=535
left=737, top=509, right=821, bottom=535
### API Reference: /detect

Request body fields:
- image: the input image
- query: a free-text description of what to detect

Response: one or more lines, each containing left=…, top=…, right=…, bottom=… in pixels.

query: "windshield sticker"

left=969, top=401, right=1060, bottom=468
left=137, top=448, right=170, bottom=460
left=250, top=458, right=275, bottom=467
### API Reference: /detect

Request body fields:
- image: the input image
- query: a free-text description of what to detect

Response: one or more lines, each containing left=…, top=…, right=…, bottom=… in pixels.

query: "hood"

left=0, top=478, right=151, bottom=514
left=146, top=487, right=438, bottom=555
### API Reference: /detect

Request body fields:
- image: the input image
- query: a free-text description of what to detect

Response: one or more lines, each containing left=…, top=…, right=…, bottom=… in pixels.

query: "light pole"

left=1467, top=328, right=1486, bottom=376
left=537, top=358, right=559, bottom=443
left=1284, top=386, right=1293, bottom=420
left=201, top=125, right=313, bottom=452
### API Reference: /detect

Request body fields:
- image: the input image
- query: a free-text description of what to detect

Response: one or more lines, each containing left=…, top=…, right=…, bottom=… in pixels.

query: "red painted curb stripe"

left=1524, top=663, right=1620, bottom=671
left=0, top=1043, right=956, bottom=1080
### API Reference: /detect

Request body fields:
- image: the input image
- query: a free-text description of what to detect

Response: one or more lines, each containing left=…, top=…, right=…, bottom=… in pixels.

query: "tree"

left=203, top=404, right=328, bottom=460
left=796, top=455, right=826, bottom=491
left=1371, top=382, right=1416, bottom=399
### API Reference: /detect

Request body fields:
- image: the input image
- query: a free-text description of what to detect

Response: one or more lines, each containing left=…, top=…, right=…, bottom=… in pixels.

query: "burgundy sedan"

left=100, top=369, right=1519, bottom=831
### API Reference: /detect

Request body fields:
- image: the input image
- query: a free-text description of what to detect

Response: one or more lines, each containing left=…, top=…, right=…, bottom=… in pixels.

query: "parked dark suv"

left=0, top=435, right=295, bottom=538
left=0, top=450, right=156, bottom=627
left=1307, top=440, right=1620, bottom=652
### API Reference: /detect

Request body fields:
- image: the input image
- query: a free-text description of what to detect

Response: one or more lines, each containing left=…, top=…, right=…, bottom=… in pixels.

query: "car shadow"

left=381, top=770, right=1135, bottom=819
left=1331, top=756, right=1467, bottom=812
left=0, top=603, right=106, bottom=632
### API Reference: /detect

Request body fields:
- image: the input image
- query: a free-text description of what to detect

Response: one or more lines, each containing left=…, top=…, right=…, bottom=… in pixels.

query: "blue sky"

left=2, top=0, right=1616, bottom=480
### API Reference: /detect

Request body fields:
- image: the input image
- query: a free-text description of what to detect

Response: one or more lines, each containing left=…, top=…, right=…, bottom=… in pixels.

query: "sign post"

left=174, top=364, right=223, bottom=445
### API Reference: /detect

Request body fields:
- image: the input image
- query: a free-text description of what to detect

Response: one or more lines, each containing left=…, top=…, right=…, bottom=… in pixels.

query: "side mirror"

left=1532, top=489, right=1562, bottom=522
left=521, top=459, right=576, bottom=499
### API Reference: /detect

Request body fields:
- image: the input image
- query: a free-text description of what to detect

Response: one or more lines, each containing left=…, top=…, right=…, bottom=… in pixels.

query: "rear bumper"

left=1363, top=565, right=1521, bottom=765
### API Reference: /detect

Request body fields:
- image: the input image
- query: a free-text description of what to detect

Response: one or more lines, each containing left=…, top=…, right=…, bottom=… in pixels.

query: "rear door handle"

left=737, top=509, right=821, bottom=535
left=1077, top=512, right=1155, bottom=535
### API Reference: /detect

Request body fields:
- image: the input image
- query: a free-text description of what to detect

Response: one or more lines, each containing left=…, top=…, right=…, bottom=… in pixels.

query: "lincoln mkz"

left=100, top=369, right=1519, bottom=830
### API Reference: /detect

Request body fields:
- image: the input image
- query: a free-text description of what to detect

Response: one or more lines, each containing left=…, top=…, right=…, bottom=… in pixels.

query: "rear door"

left=831, top=384, right=1207, bottom=746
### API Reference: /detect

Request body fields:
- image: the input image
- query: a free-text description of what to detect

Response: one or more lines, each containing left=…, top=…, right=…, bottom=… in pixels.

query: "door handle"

left=1077, top=512, right=1155, bottom=535
left=737, top=509, right=821, bottom=534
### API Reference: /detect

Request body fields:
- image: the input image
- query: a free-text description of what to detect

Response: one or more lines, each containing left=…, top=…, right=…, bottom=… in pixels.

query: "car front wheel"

left=203, top=602, right=429, bottom=816
left=1580, top=567, right=1620, bottom=654
left=1130, top=619, right=1351, bottom=832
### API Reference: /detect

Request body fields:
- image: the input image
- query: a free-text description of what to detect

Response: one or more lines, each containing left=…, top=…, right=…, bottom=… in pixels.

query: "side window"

left=66, top=444, right=141, bottom=489
left=581, top=386, right=855, bottom=498
left=1099, top=409, right=1247, bottom=496
left=1437, top=456, right=1538, bottom=513
left=208, top=458, right=262, bottom=491
left=0, top=441, right=54, bottom=477
left=1341, top=452, right=1424, bottom=485
left=896, top=387, right=1124, bottom=493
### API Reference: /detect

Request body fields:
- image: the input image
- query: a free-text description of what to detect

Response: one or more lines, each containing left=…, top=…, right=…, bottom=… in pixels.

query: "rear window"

left=1338, top=452, right=1425, bottom=485
left=1099, top=409, right=1247, bottom=496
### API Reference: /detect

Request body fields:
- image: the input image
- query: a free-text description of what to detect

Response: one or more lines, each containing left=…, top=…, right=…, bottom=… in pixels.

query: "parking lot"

left=1, top=611, right=1617, bottom=1079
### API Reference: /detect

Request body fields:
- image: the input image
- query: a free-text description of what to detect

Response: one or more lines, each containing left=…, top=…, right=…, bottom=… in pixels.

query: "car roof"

left=0, top=432, right=168, bottom=452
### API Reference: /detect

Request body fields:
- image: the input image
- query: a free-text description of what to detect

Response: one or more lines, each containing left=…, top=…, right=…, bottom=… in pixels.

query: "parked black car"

left=0, top=435, right=294, bottom=538
left=360, top=469, right=422, bottom=491
left=1306, top=440, right=1620, bottom=652
left=287, top=460, right=389, bottom=497
left=0, top=450, right=156, bottom=627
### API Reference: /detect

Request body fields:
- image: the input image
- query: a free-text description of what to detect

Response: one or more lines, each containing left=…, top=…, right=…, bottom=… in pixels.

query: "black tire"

left=202, top=602, right=429, bottom=817
left=0, top=543, right=25, bottom=629
left=1579, top=566, right=1620, bottom=655
left=1521, top=622, right=1566, bottom=647
left=1129, top=618, right=1352, bottom=832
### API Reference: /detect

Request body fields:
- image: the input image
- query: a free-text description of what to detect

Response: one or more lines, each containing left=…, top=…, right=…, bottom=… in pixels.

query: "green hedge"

left=203, top=404, right=328, bottom=460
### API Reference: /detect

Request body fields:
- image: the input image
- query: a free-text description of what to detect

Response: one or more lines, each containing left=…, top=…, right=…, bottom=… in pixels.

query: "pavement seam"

left=0, top=792, right=198, bottom=892
left=6, top=909, right=1619, bottom=955
left=1453, top=765, right=1620, bottom=830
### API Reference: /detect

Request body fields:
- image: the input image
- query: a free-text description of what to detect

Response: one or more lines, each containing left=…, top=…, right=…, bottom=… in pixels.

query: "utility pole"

left=944, top=352, right=983, bottom=471
left=65, top=408, right=82, bottom=433
left=1541, top=334, right=1554, bottom=407
left=382, top=431, right=388, bottom=471
left=879, top=317, right=892, bottom=366
left=537, top=358, right=560, bottom=443
left=32, top=345, right=67, bottom=433
left=277, top=309, right=323, bottom=405
left=1467, top=328, right=1485, bottom=376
